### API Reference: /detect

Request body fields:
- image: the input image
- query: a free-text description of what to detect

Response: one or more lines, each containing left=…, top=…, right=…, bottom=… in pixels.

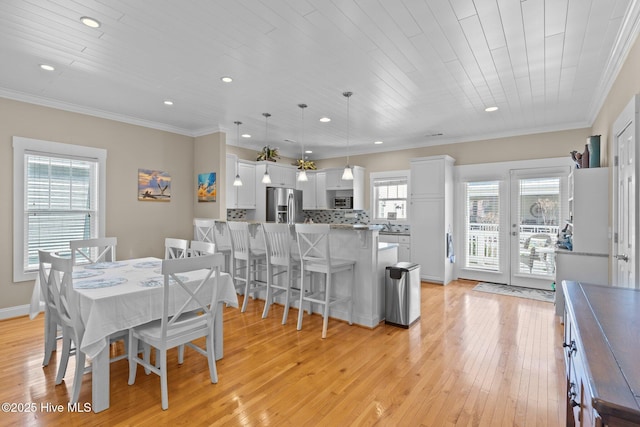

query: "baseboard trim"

left=0, top=304, right=36, bottom=320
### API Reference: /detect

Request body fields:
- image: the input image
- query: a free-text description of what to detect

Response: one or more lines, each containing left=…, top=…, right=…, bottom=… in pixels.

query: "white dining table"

left=30, top=256, right=238, bottom=413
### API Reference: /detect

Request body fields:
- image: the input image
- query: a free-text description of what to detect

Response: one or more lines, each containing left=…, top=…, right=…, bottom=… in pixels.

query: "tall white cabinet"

left=555, top=167, right=610, bottom=317
left=410, top=155, right=455, bottom=284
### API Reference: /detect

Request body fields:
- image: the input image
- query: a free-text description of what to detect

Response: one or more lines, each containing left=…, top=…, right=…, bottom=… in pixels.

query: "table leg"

left=91, top=346, right=110, bottom=413
left=215, top=302, right=223, bottom=361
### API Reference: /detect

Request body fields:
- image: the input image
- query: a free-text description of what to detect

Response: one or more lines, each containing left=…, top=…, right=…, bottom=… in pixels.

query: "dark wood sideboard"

left=563, top=281, right=640, bottom=426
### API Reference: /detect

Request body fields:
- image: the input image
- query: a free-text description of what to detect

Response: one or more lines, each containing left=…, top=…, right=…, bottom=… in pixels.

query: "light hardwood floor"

left=0, top=280, right=565, bottom=426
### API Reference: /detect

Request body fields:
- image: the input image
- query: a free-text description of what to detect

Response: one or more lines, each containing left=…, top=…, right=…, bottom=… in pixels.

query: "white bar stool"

left=295, top=224, right=355, bottom=338
left=228, top=221, right=267, bottom=312
left=262, top=223, right=303, bottom=324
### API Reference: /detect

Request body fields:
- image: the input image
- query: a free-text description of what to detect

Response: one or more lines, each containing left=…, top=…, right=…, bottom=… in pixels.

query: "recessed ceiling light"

left=163, top=100, right=174, bottom=106
left=40, top=64, right=55, bottom=71
left=485, top=106, right=499, bottom=112
left=220, top=76, right=233, bottom=83
left=319, top=117, right=331, bottom=123
left=305, top=150, right=313, bottom=154
left=80, top=16, right=101, bottom=28
left=374, top=140, right=383, bottom=145
left=241, top=134, right=251, bottom=138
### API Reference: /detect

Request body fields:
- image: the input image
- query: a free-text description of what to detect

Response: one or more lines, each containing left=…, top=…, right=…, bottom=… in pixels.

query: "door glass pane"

left=517, top=177, right=559, bottom=276
left=465, top=181, right=500, bottom=271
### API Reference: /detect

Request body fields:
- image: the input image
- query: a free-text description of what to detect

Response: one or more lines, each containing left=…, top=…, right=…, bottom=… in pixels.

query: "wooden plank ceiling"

left=0, top=0, right=636, bottom=159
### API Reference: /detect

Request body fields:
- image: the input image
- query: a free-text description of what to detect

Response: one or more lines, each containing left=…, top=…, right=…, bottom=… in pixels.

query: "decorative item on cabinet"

left=581, top=144, right=589, bottom=168
left=256, top=145, right=280, bottom=162
left=587, top=135, right=601, bottom=168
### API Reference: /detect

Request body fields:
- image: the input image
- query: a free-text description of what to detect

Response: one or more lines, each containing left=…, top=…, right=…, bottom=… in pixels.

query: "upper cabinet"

left=255, top=162, right=297, bottom=188
left=226, top=154, right=256, bottom=209
left=325, top=168, right=353, bottom=190
left=410, top=156, right=451, bottom=198
left=298, top=171, right=328, bottom=210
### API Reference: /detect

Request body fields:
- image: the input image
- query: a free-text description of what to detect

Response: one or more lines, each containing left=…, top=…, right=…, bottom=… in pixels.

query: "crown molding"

left=0, top=87, right=196, bottom=137
left=588, top=0, right=640, bottom=122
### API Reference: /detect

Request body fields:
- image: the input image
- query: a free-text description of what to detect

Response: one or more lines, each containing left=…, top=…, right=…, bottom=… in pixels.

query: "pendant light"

left=342, top=91, right=354, bottom=180
left=233, top=121, right=243, bottom=186
left=261, top=113, right=272, bottom=184
left=297, top=103, right=308, bottom=182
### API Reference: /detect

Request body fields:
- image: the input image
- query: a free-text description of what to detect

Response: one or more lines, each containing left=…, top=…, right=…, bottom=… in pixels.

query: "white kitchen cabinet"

left=325, top=168, right=353, bottom=190
left=297, top=171, right=317, bottom=209
left=570, top=167, right=609, bottom=253
left=410, top=155, right=455, bottom=284
left=410, top=157, right=446, bottom=198
left=297, top=171, right=328, bottom=210
left=379, top=234, right=411, bottom=262
left=226, top=154, right=256, bottom=209
left=316, top=172, right=327, bottom=209
left=255, top=162, right=297, bottom=188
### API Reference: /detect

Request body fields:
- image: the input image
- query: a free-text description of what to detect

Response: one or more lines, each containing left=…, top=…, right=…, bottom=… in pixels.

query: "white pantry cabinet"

left=409, top=155, right=455, bottom=284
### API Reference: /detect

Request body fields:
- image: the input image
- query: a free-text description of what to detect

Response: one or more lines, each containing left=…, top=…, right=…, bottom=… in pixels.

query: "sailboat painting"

left=138, top=168, right=171, bottom=202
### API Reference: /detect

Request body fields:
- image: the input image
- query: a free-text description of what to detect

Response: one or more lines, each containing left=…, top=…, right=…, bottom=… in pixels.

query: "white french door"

left=458, top=162, right=568, bottom=289
left=509, top=170, right=567, bottom=290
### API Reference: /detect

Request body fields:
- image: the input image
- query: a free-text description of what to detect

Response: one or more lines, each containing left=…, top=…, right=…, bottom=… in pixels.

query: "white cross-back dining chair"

left=189, top=240, right=216, bottom=257
left=127, top=253, right=225, bottom=410
left=194, top=219, right=215, bottom=243
left=262, top=223, right=304, bottom=324
left=295, top=224, right=355, bottom=339
left=39, top=250, right=89, bottom=404
left=227, top=221, right=267, bottom=312
left=70, top=237, right=117, bottom=265
left=38, top=250, right=63, bottom=367
left=165, top=238, right=189, bottom=259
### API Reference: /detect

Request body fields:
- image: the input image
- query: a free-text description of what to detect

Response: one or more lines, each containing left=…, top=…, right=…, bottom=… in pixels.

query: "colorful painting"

left=138, top=169, right=171, bottom=202
left=198, top=172, right=217, bottom=202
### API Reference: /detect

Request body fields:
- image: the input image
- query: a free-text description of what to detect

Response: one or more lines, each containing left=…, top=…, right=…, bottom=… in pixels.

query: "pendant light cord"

left=344, top=91, right=352, bottom=165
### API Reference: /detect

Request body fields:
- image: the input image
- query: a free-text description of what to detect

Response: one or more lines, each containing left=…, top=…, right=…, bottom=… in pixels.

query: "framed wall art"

left=138, top=168, right=171, bottom=202
left=198, top=172, right=217, bottom=202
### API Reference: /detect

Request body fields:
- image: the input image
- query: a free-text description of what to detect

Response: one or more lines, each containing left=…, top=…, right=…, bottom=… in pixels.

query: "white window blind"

left=24, top=152, right=98, bottom=271
left=373, top=177, right=408, bottom=220
left=465, top=181, right=500, bottom=271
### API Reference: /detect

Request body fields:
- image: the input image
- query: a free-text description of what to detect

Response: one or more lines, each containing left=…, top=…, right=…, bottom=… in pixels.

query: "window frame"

left=369, top=170, right=410, bottom=224
left=13, top=136, right=106, bottom=282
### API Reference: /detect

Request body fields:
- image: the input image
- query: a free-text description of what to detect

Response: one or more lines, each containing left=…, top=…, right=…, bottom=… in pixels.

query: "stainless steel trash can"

left=385, top=262, right=420, bottom=328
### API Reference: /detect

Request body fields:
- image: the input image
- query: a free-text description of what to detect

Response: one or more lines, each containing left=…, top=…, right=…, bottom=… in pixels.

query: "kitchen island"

left=195, top=219, right=398, bottom=328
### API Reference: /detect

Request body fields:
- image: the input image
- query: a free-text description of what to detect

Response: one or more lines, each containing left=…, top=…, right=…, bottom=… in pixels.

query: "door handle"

left=511, top=231, right=517, bottom=236
left=615, top=254, right=629, bottom=262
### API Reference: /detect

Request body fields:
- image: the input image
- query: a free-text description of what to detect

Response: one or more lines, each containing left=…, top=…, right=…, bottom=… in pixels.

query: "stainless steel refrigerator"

left=266, top=187, right=303, bottom=224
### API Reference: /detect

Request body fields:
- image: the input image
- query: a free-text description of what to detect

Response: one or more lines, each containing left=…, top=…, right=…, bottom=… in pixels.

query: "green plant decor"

left=256, top=146, right=280, bottom=162
left=295, top=159, right=317, bottom=170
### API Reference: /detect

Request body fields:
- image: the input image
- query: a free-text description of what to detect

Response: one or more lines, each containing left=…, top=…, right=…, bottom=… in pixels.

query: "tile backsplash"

left=226, top=209, right=410, bottom=233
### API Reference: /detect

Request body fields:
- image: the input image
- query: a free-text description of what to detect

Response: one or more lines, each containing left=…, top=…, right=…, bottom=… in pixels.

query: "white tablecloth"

left=30, top=257, right=238, bottom=358
left=76, top=257, right=237, bottom=358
